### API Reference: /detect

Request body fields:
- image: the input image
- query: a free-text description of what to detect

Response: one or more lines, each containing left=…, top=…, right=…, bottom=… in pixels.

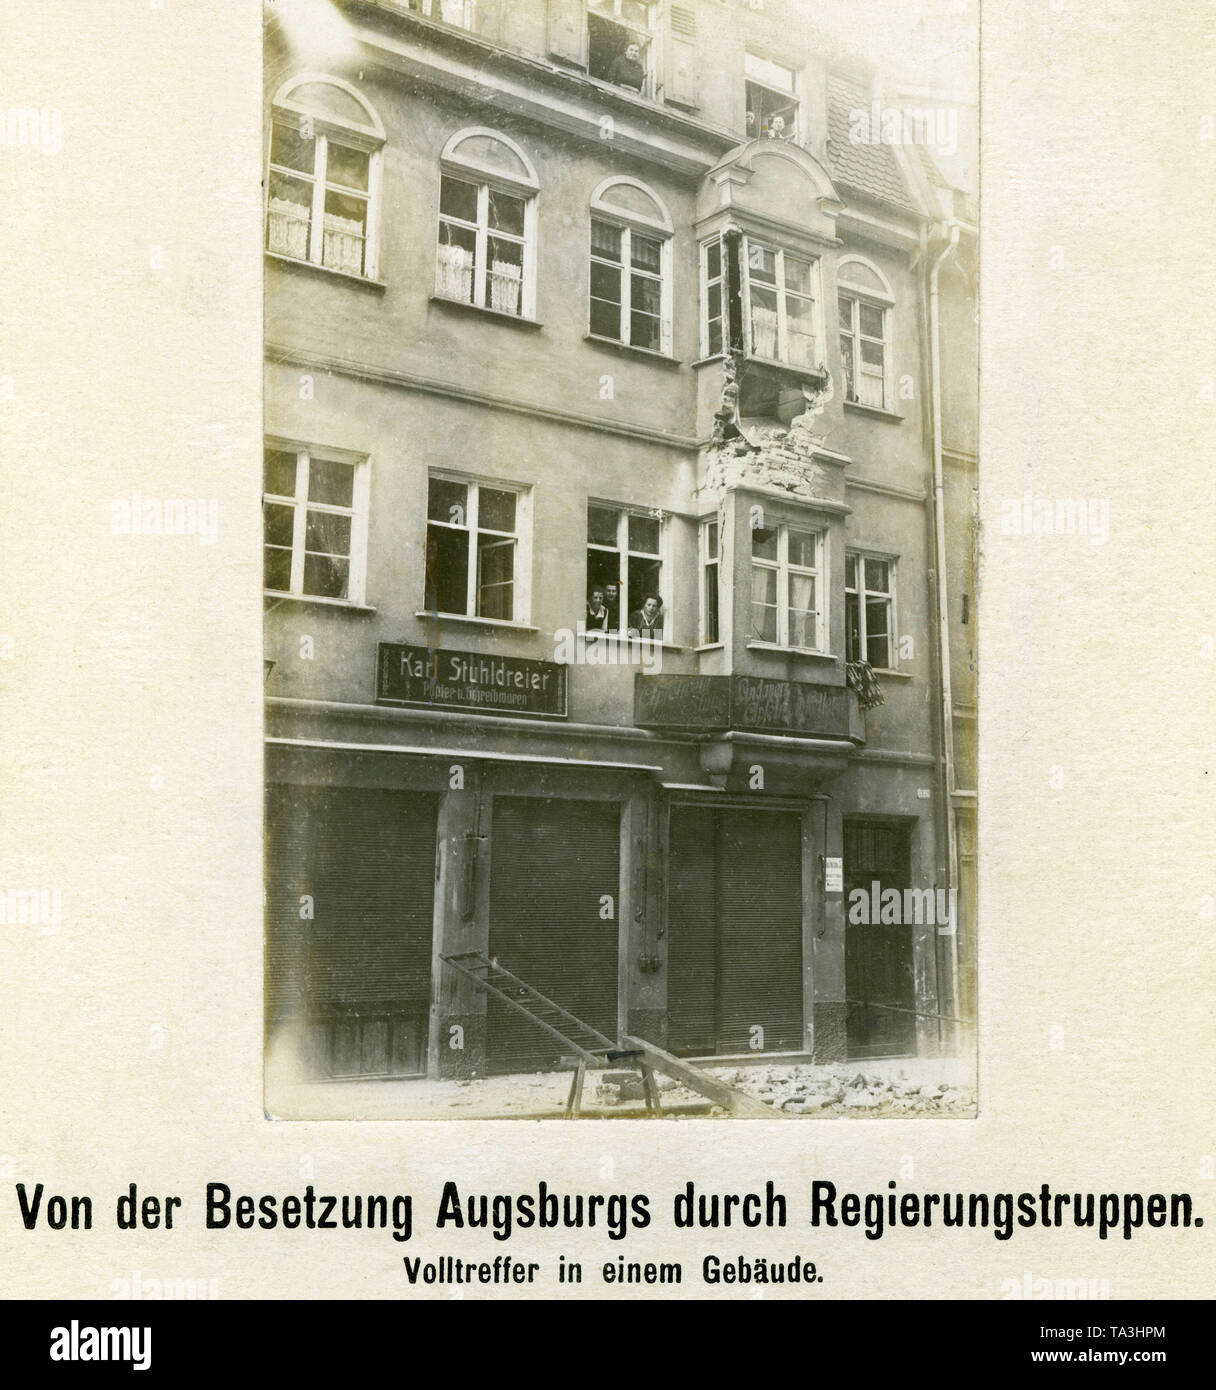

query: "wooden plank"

left=619, top=1036, right=779, bottom=1119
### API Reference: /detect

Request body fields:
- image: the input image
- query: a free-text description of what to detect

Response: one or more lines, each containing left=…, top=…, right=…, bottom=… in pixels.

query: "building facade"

left=262, top=0, right=978, bottom=1084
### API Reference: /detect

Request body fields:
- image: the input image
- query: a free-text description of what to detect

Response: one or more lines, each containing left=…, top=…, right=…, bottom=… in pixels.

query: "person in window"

left=628, top=594, right=664, bottom=639
left=585, top=585, right=610, bottom=633
left=603, top=582, right=622, bottom=631
left=607, top=42, right=646, bottom=92
left=765, top=113, right=790, bottom=140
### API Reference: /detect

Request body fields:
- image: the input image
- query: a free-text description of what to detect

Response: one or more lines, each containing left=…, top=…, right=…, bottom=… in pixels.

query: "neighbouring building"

left=262, top=0, right=978, bottom=1085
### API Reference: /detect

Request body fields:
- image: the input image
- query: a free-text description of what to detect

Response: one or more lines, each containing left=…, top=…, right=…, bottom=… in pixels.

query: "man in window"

left=603, top=581, right=622, bottom=631
left=607, top=42, right=646, bottom=92
left=586, top=585, right=610, bottom=633
left=628, top=594, right=664, bottom=639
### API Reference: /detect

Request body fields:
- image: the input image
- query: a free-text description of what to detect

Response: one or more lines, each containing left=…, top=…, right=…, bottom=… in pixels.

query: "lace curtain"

left=267, top=198, right=309, bottom=260
left=437, top=241, right=474, bottom=302
left=489, top=258, right=522, bottom=315
left=322, top=212, right=365, bottom=276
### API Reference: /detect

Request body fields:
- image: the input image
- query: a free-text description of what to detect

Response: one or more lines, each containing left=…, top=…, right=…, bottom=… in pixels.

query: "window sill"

left=746, top=641, right=837, bottom=660
left=583, top=335, right=681, bottom=367
left=265, top=252, right=386, bottom=290
left=415, top=611, right=539, bottom=632
left=429, top=295, right=542, bottom=330
left=264, top=592, right=376, bottom=612
left=868, top=667, right=913, bottom=680
left=694, top=642, right=725, bottom=653
left=691, top=353, right=726, bottom=369
left=844, top=400, right=904, bottom=423
left=745, top=355, right=830, bottom=384
left=580, top=633, right=684, bottom=653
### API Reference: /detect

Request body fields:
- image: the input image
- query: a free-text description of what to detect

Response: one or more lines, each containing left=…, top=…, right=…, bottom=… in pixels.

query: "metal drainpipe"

left=928, top=220, right=961, bottom=1051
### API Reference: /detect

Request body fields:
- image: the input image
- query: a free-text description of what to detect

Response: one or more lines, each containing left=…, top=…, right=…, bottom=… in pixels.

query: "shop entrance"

left=666, top=807, right=805, bottom=1056
left=844, top=820, right=917, bottom=1057
left=487, top=796, right=621, bottom=1074
left=265, top=784, right=438, bottom=1079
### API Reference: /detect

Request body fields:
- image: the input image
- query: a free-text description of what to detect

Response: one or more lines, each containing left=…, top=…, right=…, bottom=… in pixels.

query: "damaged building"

left=262, top=0, right=978, bottom=1087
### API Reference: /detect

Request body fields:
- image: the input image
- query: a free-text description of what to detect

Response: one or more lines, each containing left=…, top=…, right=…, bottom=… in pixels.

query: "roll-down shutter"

left=265, top=784, right=438, bottom=1076
left=667, top=807, right=804, bottom=1055
left=487, top=796, right=620, bottom=1074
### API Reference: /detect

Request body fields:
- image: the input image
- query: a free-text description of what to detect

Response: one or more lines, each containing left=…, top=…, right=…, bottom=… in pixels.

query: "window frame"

left=699, top=515, right=721, bottom=646
left=585, top=501, right=670, bottom=633
left=837, top=256, right=896, bottom=410
left=266, top=75, right=385, bottom=281
left=699, top=236, right=726, bottom=359
left=845, top=550, right=899, bottom=671
left=588, top=177, right=674, bottom=355
left=744, top=52, right=801, bottom=142
left=263, top=441, right=371, bottom=606
left=740, top=234, right=822, bottom=372
left=435, top=128, right=540, bottom=320
left=423, top=471, right=533, bottom=625
left=749, top=520, right=826, bottom=652
left=586, top=0, right=661, bottom=99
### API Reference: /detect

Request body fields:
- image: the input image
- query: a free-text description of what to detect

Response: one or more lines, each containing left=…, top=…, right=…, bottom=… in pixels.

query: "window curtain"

left=322, top=212, right=365, bottom=275
left=857, top=367, right=885, bottom=408
left=750, top=305, right=778, bottom=358
left=437, top=240, right=474, bottom=302
left=489, top=258, right=522, bottom=315
left=268, top=198, right=309, bottom=260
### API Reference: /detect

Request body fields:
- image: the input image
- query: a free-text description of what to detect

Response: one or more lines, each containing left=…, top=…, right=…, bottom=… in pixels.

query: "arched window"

left=837, top=256, right=895, bottom=410
left=588, top=177, right=673, bottom=355
left=436, top=128, right=539, bottom=319
left=266, top=74, right=385, bottom=280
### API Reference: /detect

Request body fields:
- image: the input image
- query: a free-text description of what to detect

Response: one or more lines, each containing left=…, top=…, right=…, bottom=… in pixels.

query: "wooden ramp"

left=620, top=1035, right=779, bottom=1119
left=441, top=953, right=779, bottom=1119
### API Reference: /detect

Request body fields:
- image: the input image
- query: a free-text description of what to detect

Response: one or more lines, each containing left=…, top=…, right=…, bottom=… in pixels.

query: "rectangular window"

left=743, top=236, right=818, bottom=370
left=437, top=175, right=530, bottom=317
left=750, top=522, right=823, bottom=650
left=745, top=53, right=799, bottom=140
left=263, top=445, right=368, bottom=603
left=424, top=475, right=525, bottom=622
left=586, top=502, right=665, bottom=632
left=587, top=0, right=658, bottom=96
left=700, top=517, right=720, bottom=644
left=267, top=122, right=375, bottom=278
left=846, top=552, right=895, bottom=668
left=839, top=295, right=888, bottom=407
left=701, top=237, right=725, bottom=358
left=589, top=218, right=669, bottom=352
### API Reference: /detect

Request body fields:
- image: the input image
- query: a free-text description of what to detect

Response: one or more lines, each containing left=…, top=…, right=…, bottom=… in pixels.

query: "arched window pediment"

left=590, top=176, right=673, bottom=234
left=837, top=255, right=895, bottom=304
left=441, top=127, right=539, bottom=193
left=272, top=72, right=385, bottom=145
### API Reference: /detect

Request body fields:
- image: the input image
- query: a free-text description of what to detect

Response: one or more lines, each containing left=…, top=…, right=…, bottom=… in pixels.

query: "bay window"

left=744, top=238, right=819, bottom=369
left=750, top=522, right=824, bottom=650
left=700, top=517, right=721, bottom=645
